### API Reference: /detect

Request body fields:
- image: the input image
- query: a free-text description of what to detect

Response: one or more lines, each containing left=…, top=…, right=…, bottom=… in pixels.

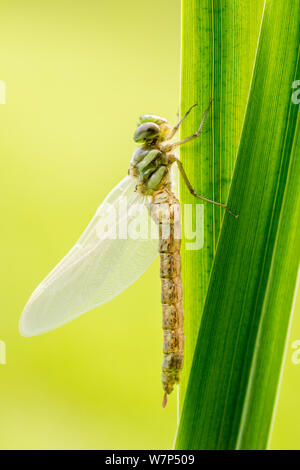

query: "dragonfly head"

left=134, top=114, right=172, bottom=144
left=133, top=122, right=160, bottom=144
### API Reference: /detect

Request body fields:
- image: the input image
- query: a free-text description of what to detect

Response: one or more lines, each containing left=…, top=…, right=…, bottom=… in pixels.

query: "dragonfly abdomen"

left=150, top=189, right=184, bottom=408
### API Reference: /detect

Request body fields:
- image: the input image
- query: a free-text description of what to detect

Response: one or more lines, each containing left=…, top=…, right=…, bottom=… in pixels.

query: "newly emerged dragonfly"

left=20, top=100, right=238, bottom=408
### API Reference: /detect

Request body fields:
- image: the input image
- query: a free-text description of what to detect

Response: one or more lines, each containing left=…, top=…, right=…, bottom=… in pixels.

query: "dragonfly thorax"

left=129, top=147, right=173, bottom=195
left=130, top=115, right=174, bottom=195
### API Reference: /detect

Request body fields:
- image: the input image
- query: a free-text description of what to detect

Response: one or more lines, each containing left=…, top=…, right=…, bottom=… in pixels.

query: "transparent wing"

left=20, top=176, right=158, bottom=337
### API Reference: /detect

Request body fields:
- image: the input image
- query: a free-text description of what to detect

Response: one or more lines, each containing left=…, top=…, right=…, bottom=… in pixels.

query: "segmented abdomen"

left=150, top=189, right=184, bottom=407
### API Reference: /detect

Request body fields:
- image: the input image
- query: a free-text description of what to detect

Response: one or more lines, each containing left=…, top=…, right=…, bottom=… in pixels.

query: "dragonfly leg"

left=175, top=98, right=213, bottom=147
left=167, top=103, right=198, bottom=140
left=174, top=157, right=239, bottom=218
left=160, top=99, right=213, bottom=153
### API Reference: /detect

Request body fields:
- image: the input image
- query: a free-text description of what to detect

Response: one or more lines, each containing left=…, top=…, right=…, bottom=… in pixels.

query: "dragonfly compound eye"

left=133, top=122, right=160, bottom=143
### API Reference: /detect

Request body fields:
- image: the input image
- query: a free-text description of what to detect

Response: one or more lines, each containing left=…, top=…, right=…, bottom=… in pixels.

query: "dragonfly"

left=19, top=100, right=238, bottom=408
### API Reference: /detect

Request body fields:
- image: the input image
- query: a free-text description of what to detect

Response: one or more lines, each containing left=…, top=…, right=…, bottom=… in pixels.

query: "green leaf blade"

left=177, top=0, right=300, bottom=450
left=179, top=0, right=265, bottom=402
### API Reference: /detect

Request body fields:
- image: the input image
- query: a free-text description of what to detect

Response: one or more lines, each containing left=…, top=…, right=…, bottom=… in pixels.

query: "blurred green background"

left=0, top=0, right=299, bottom=450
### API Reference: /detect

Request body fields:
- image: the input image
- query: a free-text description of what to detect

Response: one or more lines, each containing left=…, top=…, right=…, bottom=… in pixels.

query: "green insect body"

left=129, top=103, right=238, bottom=407
left=130, top=115, right=184, bottom=407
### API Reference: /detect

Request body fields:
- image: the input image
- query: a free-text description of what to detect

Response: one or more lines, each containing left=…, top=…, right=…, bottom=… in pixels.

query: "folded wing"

left=20, top=176, right=158, bottom=336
